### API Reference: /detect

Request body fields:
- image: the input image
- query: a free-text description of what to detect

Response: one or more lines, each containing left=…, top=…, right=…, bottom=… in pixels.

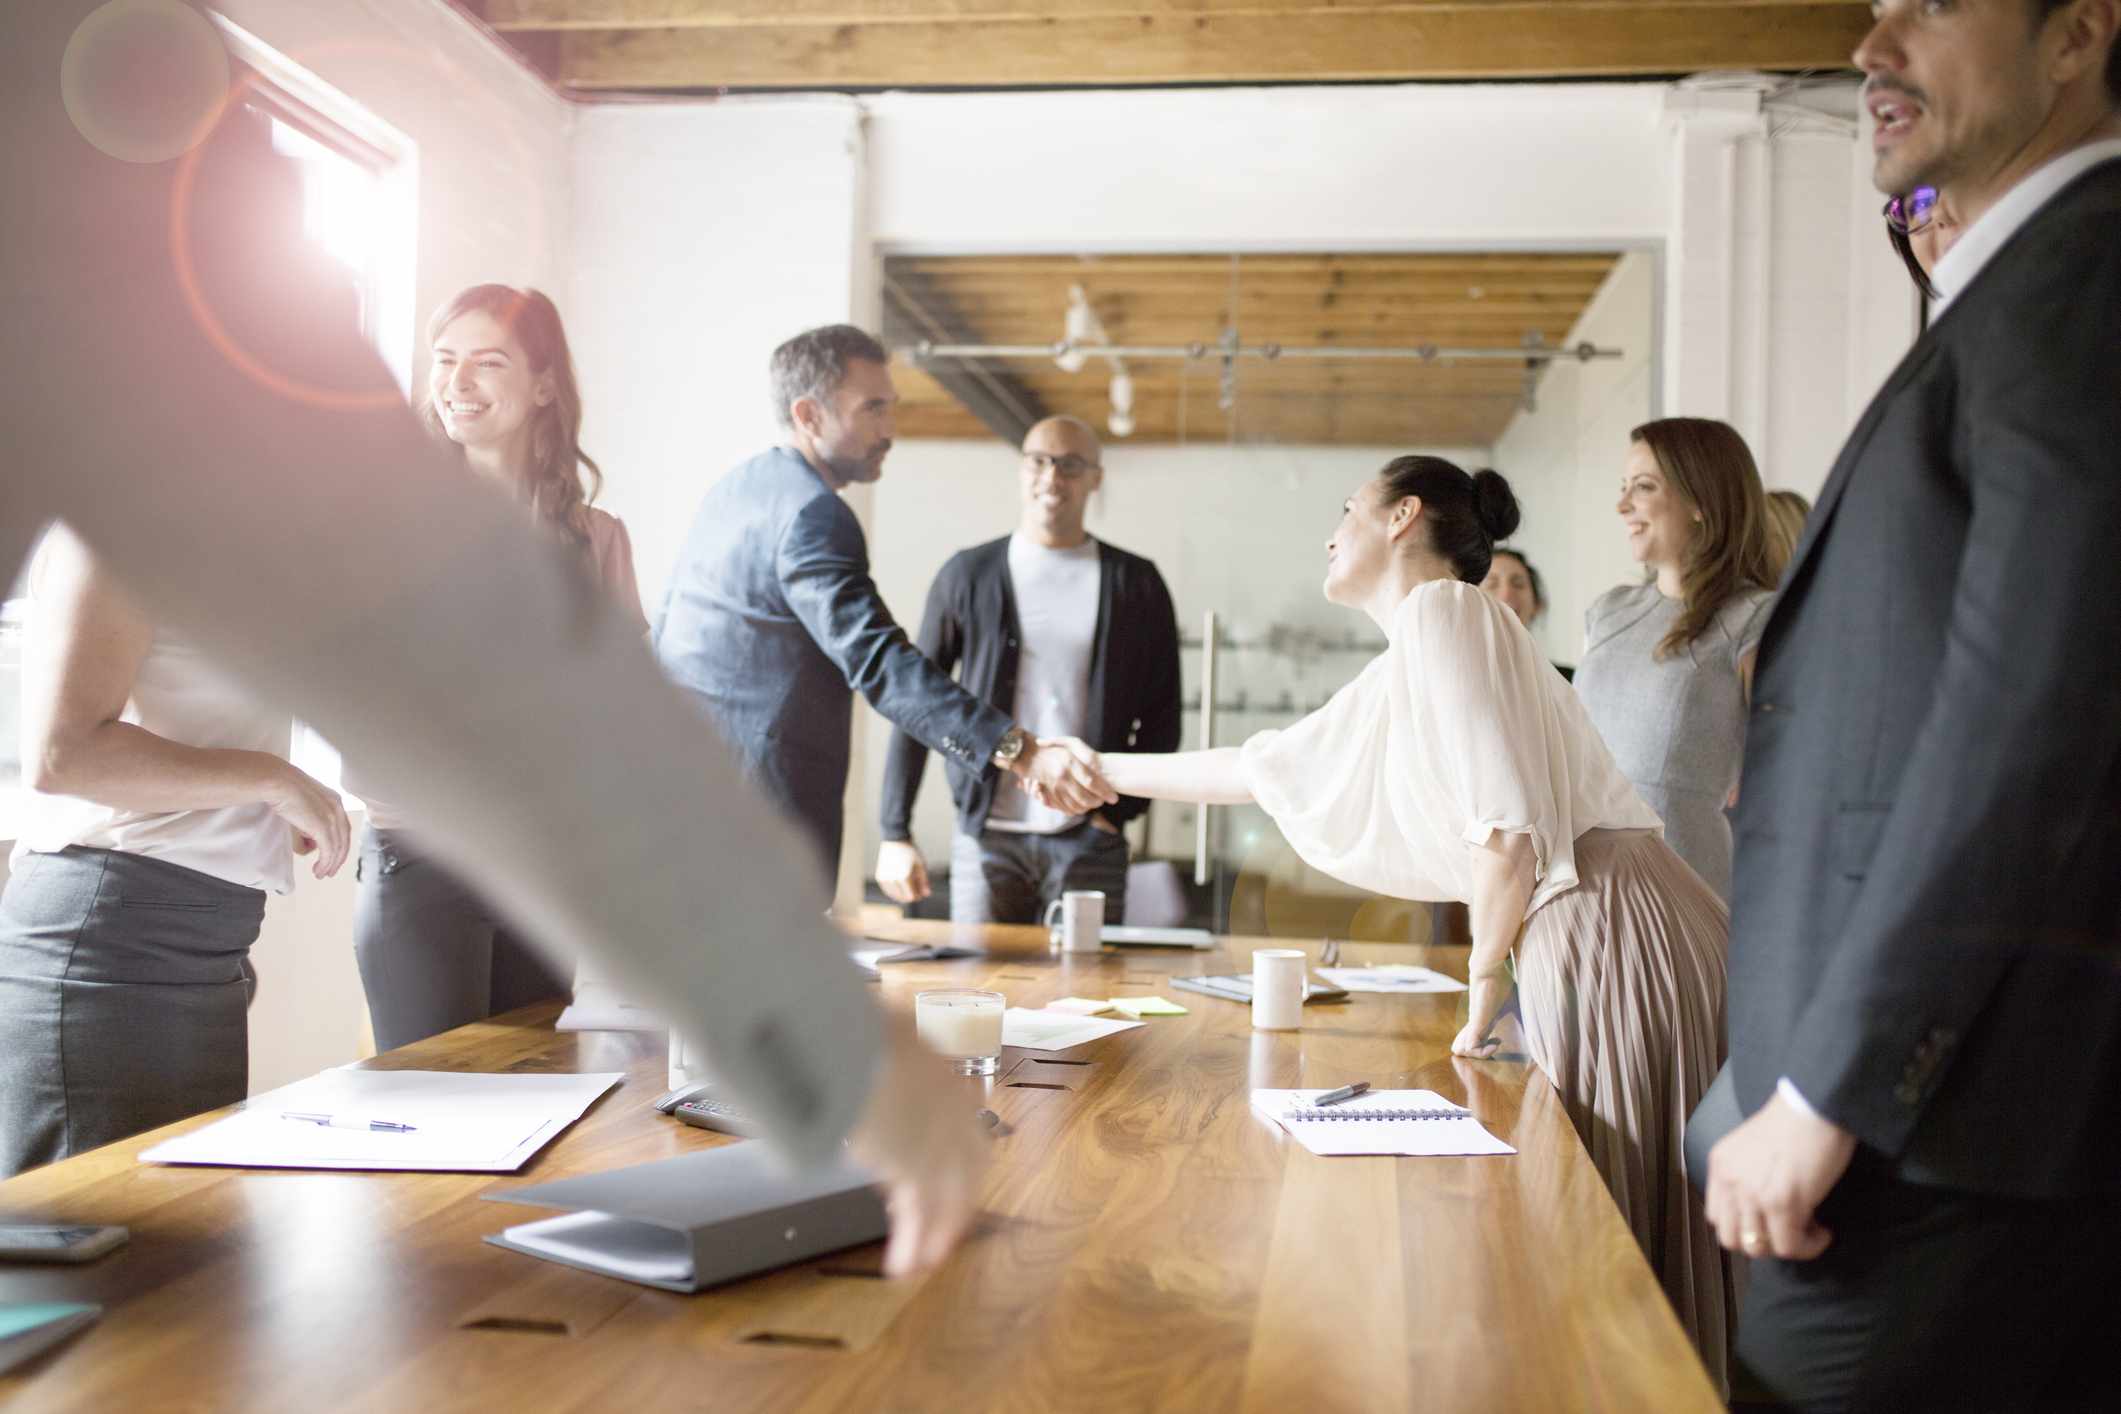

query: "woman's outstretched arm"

left=1096, top=747, right=1256, bottom=806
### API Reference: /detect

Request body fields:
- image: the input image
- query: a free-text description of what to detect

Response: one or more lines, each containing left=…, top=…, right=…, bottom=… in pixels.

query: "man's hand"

left=844, top=1027, right=992, bottom=1278
left=875, top=840, right=931, bottom=905
left=1012, top=735, right=1118, bottom=817
left=1704, top=1091, right=1857, bottom=1261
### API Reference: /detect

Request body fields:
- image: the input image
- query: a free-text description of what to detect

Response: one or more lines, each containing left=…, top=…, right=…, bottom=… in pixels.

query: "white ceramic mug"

left=1252, top=949, right=1308, bottom=1031
left=1044, top=889, right=1107, bottom=954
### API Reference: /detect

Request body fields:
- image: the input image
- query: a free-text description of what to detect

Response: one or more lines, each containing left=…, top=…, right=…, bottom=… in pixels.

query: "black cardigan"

left=880, top=536, right=1182, bottom=843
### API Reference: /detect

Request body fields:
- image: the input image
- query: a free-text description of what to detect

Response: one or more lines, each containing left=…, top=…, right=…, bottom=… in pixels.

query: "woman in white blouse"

left=1093, top=456, right=1736, bottom=1386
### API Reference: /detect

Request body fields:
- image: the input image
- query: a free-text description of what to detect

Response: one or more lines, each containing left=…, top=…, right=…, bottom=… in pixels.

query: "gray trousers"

left=0, top=846, right=263, bottom=1178
left=948, top=821, right=1130, bottom=926
left=352, top=825, right=570, bottom=1053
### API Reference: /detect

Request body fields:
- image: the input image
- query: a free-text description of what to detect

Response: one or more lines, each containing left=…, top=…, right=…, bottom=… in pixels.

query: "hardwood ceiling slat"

left=881, top=248, right=1620, bottom=445
left=489, top=0, right=1859, bottom=29
left=546, top=5, right=1871, bottom=89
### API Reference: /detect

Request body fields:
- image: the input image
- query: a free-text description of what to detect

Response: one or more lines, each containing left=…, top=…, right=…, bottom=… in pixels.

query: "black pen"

left=1313, top=1081, right=1371, bottom=1108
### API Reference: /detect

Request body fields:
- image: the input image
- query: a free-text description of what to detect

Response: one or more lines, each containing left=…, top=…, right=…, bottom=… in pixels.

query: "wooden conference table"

left=0, top=923, right=1719, bottom=1412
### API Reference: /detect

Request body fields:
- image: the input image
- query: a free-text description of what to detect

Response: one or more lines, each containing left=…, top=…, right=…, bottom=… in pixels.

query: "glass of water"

left=914, top=989, right=1006, bottom=1076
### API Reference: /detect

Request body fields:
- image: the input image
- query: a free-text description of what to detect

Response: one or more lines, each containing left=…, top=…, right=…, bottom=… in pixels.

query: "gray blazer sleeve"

left=1777, top=233, right=2121, bottom=1154
left=2, top=33, right=879, bottom=1167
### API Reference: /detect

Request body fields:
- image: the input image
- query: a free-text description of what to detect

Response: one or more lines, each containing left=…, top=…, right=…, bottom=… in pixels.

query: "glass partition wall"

left=866, top=249, right=1653, bottom=943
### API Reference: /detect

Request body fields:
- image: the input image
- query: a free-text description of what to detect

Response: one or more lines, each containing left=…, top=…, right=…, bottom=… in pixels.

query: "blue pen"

left=281, top=1111, right=419, bottom=1133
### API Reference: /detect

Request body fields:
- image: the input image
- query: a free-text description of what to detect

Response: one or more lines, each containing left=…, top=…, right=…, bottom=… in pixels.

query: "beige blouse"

left=355, top=505, right=644, bottom=833
left=1242, top=580, right=1662, bottom=918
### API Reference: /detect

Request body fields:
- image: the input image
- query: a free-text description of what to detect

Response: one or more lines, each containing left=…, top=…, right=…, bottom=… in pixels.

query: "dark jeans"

left=948, top=821, right=1129, bottom=926
left=352, top=825, right=569, bottom=1052
left=0, top=846, right=263, bottom=1178
left=1734, top=1151, right=2121, bottom=1412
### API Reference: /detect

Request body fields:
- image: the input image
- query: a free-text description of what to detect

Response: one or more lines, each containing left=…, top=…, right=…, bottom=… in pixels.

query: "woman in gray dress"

left=1575, top=418, right=1777, bottom=902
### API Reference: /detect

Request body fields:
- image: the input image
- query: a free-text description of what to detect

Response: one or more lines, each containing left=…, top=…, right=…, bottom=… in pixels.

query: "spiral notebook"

left=1250, top=1088, right=1517, bottom=1157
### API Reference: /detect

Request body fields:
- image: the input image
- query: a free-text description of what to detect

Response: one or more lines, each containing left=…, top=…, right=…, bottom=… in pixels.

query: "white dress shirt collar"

left=1929, top=137, right=2121, bottom=317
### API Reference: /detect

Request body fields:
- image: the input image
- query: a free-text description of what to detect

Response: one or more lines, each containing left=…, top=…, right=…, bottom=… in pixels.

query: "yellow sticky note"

left=1109, top=995, right=1188, bottom=1017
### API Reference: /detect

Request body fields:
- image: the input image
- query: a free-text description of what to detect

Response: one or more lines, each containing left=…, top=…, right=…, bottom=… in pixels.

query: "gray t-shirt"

left=988, top=533, right=1101, bottom=834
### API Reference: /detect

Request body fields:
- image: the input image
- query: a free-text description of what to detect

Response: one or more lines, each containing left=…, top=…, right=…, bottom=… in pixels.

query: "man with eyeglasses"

left=1697, top=0, right=2121, bottom=1406
left=877, top=417, right=1181, bottom=926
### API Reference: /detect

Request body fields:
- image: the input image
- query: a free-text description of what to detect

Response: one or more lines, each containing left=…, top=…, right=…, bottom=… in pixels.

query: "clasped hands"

left=1013, top=735, right=1118, bottom=817
left=876, top=738, right=1116, bottom=906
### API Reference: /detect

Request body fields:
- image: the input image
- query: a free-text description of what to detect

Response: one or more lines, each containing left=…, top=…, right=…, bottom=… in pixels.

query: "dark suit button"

left=1759, top=703, right=1776, bottom=714
left=1894, top=1082, right=1922, bottom=1105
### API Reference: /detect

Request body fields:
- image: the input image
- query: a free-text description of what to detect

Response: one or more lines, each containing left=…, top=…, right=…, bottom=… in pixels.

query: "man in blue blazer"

left=1700, top=0, right=2121, bottom=1405
left=654, top=325, right=1115, bottom=883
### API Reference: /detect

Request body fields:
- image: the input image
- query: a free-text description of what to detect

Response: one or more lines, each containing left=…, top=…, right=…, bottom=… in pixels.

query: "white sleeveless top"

left=12, top=609, right=295, bottom=895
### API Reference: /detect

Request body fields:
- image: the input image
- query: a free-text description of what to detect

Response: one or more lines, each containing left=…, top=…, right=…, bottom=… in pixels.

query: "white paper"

left=1001, top=1007, right=1144, bottom=1052
left=1250, top=1089, right=1515, bottom=1157
left=1315, top=964, right=1469, bottom=994
left=501, top=1210, right=693, bottom=1285
left=139, top=1069, right=623, bottom=1172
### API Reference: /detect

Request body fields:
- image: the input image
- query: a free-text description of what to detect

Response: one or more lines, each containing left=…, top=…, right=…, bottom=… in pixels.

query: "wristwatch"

left=991, top=726, right=1029, bottom=769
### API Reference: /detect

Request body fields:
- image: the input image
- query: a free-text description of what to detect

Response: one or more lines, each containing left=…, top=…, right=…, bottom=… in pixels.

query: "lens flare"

left=62, top=0, right=230, bottom=164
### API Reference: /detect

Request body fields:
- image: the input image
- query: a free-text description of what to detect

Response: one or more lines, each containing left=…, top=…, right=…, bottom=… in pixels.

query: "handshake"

left=876, top=735, right=1117, bottom=906
left=1013, top=734, right=1117, bottom=816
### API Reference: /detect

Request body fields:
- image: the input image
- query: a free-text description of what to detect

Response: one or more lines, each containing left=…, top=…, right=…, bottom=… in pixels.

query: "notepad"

left=852, top=938, right=985, bottom=966
left=1250, top=1089, right=1516, bottom=1156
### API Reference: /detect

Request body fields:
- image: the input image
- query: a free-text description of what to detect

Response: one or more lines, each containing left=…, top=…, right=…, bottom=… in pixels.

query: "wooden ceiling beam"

left=488, top=0, right=1856, bottom=31
left=541, top=4, right=1869, bottom=89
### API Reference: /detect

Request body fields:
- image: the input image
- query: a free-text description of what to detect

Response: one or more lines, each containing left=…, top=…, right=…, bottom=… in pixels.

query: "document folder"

left=482, top=1142, right=888, bottom=1293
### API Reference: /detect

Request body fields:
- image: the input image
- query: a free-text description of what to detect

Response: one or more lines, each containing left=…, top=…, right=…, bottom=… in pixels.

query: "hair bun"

left=1471, top=468, right=1521, bottom=542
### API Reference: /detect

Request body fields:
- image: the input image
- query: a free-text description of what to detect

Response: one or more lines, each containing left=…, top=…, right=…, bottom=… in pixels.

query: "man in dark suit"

left=1702, top=0, right=2121, bottom=1406
left=654, top=326, right=1115, bottom=883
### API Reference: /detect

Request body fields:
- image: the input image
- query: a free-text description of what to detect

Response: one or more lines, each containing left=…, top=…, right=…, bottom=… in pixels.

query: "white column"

left=1661, top=83, right=1769, bottom=428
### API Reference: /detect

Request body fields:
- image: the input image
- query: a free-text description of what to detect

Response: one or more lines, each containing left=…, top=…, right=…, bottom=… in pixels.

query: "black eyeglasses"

left=1023, top=451, right=1099, bottom=479
left=1883, top=186, right=1940, bottom=235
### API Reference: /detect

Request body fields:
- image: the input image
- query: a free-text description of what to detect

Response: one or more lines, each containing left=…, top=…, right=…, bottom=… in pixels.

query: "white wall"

left=570, top=98, right=871, bottom=613
left=867, top=85, right=1672, bottom=250
left=1491, top=251, right=1658, bottom=665
left=862, top=440, right=1486, bottom=866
